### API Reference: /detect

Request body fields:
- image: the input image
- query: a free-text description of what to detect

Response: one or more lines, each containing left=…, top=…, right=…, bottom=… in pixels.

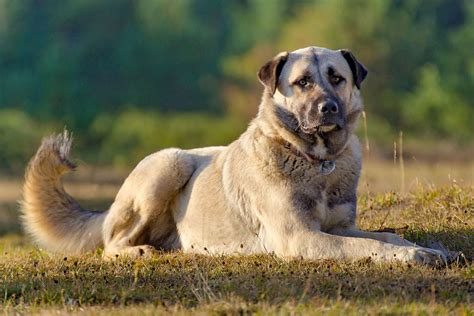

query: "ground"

left=0, top=159, right=472, bottom=314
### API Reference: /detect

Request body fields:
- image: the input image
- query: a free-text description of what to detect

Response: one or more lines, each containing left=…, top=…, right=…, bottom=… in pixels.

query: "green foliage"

left=0, top=110, right=42, bottom=172
left=90, top=110, right=247, bottom=167
left=0, top=109, right=246, bottom=171
left=403, top=65, right=472, bottom=141
left=0, top=0, right=232, bottom=128
left=223, top=0, right=474, bottom=141
left=0, top=0, right=473, bottom=171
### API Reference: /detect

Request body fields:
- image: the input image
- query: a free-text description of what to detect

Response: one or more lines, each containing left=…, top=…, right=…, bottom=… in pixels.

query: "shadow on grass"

left=0, top=253, right=471, bottom=309
left=403, top=229, right=474, bottom=261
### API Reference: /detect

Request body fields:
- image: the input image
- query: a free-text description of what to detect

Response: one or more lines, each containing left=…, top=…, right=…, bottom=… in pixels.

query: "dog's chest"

left=292, top=182, right=356, bottom=232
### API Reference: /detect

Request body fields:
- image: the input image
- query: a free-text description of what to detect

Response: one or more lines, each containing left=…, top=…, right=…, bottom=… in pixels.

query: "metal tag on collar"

left=319, top=160, right=336, bottom=176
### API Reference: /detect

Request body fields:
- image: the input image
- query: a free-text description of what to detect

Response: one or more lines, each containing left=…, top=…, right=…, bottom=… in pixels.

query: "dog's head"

left=258, top=46, right=368, bottom=158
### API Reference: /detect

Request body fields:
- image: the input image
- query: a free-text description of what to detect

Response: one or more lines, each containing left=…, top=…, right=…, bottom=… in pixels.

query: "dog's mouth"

left=301, top=123, right=341, bottom=134
left=317, top=124, right=338, bottom=133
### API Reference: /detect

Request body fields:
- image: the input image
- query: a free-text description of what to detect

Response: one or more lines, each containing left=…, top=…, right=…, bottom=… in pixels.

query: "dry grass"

left=0, top=160, right=472, bottom=314
left=359, top=158, right=474, bottom=193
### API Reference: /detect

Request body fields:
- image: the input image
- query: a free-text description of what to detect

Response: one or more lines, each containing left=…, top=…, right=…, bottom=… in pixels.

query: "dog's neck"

left=271, top=137, right=337, bottom=176
left=272, top=137, right=322, bottom=162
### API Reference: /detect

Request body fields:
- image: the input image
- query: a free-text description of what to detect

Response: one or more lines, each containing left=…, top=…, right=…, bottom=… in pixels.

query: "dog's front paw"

left=406, top=247, right=447, bottom=266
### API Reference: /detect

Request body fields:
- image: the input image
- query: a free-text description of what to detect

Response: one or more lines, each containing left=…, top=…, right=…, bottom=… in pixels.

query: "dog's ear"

left=340, top=49, right=368, bottom=89
left=258, top=51, right=289, bottom=95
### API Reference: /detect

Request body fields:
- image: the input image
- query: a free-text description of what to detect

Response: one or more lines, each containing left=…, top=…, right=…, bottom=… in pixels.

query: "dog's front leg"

left=260, top=210, right=446, bottom=265
left=328, top=227, right=417, bottom=247
left=328, top=227, right=451, bottom=262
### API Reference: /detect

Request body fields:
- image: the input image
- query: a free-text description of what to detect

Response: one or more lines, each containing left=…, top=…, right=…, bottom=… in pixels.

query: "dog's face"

left=258, top=46, right=368, bottom=157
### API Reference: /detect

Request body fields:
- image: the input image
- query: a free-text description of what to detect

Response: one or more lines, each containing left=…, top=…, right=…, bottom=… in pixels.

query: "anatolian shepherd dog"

left=22, top=46, right=447, bottom=265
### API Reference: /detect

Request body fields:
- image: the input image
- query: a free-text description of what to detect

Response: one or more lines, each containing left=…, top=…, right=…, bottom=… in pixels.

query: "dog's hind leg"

left=102, top=149, right=195, bottom=259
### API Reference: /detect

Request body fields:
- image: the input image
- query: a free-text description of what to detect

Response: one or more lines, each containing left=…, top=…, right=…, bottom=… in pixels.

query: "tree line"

left=0, top=0, right=472, bottom=171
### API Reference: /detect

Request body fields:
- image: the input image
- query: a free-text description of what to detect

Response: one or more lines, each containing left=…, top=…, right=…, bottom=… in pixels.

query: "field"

left=0, top=158, right=472, bottom=314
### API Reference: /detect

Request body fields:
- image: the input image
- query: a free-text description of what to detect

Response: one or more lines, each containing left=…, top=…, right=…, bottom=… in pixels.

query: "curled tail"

left=21, top=130, right=106, bottom=254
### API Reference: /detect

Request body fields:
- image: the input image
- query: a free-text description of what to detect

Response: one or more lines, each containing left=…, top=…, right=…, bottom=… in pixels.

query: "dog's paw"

left=407, top=247, right=447, bottom=266
left=103, top=245, right=158, bottom=260
left=130, top=245, right=158, bottom=258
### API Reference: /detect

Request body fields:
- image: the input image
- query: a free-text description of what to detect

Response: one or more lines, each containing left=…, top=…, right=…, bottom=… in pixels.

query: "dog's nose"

left=318, top=100, right=339, bottom=114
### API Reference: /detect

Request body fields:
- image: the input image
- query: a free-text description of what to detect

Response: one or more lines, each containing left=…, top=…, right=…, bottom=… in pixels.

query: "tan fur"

left=21, top=131, right=104, bottom=253
left=21, top=46, right=446, bottom=265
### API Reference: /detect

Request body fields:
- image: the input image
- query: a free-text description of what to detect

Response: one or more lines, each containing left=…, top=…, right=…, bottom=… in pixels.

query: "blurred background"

left=0, top=0, right=472, bottom=184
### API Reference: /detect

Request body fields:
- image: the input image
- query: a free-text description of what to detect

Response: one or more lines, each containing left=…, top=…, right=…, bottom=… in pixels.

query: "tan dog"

left=21, top=46, right=446, bottom=265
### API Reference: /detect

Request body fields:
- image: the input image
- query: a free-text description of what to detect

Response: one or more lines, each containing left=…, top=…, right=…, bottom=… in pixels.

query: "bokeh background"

left=0, top=0, right=473, bottom=175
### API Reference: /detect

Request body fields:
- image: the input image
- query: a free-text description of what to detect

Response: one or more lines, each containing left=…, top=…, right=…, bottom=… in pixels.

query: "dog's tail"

left=21, top=130, right=106, bottom=254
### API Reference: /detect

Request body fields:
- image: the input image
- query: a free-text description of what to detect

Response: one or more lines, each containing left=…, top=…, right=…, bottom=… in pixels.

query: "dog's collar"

left=275, top=138, right=336, bottom=176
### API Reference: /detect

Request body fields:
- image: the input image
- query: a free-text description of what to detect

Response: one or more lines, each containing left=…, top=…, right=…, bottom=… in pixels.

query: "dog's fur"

left=21, top=46, right=446, bottom=265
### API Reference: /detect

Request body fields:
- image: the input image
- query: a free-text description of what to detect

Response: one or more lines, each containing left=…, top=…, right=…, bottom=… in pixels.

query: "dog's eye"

left=330, top=75, right=344, bottom=86
left=297, top=78, right=308, bottom=87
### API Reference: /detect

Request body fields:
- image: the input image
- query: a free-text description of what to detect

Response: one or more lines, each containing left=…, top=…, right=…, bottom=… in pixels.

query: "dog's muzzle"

left=301, top=99, right=345, bottom=134
left=316, top=100, right=344, bottom=133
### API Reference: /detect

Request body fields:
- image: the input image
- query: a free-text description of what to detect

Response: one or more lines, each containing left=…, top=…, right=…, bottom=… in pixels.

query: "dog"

left=21, top=46, right=446, bottom=265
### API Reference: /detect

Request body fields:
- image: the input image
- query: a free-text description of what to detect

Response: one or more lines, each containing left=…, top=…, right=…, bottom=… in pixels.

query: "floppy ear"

left=340, top=49, right=368, bottom=89
left=258, top=51, right=289, bottom=95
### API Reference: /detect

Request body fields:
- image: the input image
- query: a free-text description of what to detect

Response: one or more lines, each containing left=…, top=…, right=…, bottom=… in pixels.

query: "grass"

left=0, top=161, right=472, bottom=314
